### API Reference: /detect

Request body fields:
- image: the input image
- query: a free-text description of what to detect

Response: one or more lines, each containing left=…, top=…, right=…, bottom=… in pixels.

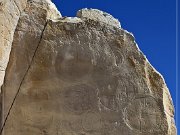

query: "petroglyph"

left=0, top=1, right=176, bottom=134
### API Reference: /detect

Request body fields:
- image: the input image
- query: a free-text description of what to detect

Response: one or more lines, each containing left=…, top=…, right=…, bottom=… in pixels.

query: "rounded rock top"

left=77, top=8, right=121, bottom=28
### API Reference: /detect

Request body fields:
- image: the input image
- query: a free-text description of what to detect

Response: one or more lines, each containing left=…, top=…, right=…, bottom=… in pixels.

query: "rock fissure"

left=0, top=19, right=48, bottom=134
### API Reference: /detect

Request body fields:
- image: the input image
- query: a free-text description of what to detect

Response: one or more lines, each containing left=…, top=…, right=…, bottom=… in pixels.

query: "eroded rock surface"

left=0, top=0, right=176, bottom=135
left=0, top=0, right=27, bottom=88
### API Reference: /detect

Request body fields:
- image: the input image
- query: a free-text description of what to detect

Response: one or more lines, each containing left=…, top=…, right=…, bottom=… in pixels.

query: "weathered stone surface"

left=0, top=1, right=176, bottom=135
left=0, top=0, right=27, bottom=88
left=0, top=0, right=61, bottom=134
left=0, top=0, right=61, bottom=89
left=77, top=8, right=121, bottom=28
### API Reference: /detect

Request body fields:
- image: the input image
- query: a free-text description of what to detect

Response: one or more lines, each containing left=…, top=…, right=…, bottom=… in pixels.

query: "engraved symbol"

left=93, top=74, right=119, bottom=111
left=81, top=111, right=122, bottom=134
left=123, top=94, right=164, bottom=133
left=95, top=76, right=137, bottom=111
left=118, top=79, right=137, bottom=102
left=109, top=43, right=125, bottom=66
left=113, top=50, right=124, bottom=66
left=63, top=84, right=97, bottom=114
left=55, top=45, right=93, bottom=82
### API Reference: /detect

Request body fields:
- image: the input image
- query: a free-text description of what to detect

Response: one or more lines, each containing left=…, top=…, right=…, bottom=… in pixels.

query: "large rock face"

left=0, top=0, right=176, bottom=135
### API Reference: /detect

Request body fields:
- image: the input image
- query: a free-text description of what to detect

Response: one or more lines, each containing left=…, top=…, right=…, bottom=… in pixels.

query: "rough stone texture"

left=0, top=0, right=27, bottom=88
left=77, top=8, right=121, bottom=28
left=0, top=0, right=61, bottom=133
left=0, top=0, right=176, bottom=135
left=0, top=0, right=61, bottom=89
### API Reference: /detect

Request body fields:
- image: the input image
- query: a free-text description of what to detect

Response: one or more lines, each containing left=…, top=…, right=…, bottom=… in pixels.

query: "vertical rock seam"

left=0, top=20, right=48, bottom=134
left=0, top=0, right=176, bottom=135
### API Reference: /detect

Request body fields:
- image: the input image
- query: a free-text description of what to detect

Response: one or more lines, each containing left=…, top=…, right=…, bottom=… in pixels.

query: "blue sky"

left=52, top=0, right=177, bottom=129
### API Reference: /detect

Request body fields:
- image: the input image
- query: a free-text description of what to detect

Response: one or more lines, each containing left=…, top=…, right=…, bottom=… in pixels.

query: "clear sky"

left=52, top=0, right=177, bottom=129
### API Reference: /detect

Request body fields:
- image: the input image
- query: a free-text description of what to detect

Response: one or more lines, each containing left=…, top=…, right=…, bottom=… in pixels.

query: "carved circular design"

left=63, top=84, right=97, bottom=114
left=93, top=74, right=119, bottom=111
left=55, top=46, right=93, bottom=81
left=123, top=94, right=164, bottom=133
left=93, top=75, right=137, bottom=111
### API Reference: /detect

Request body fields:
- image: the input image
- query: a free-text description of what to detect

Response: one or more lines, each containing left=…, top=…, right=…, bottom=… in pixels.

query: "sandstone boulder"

left=0, top=1, right=176, bottom=135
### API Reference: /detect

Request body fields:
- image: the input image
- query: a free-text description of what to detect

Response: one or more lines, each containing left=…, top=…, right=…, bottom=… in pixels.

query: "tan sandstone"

left=0, top=0, right=176, bottom=135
